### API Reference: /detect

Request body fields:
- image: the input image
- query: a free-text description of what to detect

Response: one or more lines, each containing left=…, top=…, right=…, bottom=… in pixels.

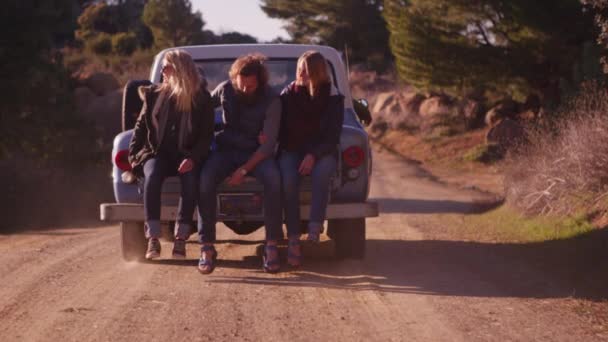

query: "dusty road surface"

left=0, top=147, right=605, bottom=341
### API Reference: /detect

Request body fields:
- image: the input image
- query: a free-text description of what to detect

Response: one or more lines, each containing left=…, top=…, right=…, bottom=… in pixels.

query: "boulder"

left=372, top=92, right=396, bottom=114
left=73, top=87, right=96, bottom=113
left=517, top=109, right=537, bottom=122
left=370, top=119, right=389, bottom=138
left=366, top=90, right=424, bottom=133
left=458, top=99, right=481, bottom=124
left=485, top=99, right=520, bottom=127
left=401, top=92, right=425, bottom=116
left=419, top=95, right=455, bottom=118
left=486, top=118, right=525, bottom=151
left=82, top=72, right=120, bottom=96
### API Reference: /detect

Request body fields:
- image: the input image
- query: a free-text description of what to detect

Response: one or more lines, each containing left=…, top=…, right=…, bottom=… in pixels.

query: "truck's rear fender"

left=332, top=111, right=371, bottom=203
left=112, top=130, right=141, bottom=203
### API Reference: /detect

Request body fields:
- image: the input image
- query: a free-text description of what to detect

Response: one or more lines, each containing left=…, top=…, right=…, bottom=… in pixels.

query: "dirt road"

left=0, top=147, right=604, bottom=341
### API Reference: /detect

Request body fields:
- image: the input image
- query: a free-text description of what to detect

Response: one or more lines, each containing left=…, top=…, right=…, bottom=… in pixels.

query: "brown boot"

left=145, top=238, right=161, bottom=260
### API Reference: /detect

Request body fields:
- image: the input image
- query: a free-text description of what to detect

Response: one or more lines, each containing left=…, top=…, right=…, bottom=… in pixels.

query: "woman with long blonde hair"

left=129, top=49, right=215, bottom=260
left=277, top=50, right=344, bottom=267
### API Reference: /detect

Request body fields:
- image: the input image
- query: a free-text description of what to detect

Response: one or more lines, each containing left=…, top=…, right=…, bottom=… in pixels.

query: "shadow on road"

left=205, top=228, right=608, bottom=302
left=374, top=197, right=503, bottom=214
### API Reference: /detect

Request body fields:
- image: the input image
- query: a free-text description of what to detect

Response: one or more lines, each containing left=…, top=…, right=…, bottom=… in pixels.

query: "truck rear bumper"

left=100, top=202, right=379, bottom=222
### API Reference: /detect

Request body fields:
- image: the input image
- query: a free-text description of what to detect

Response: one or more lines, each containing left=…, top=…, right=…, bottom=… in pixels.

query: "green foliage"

left=76, top=2, right=113, bottom=40
left=581, top=0, right=608, bottom=72
left=215, top=32, right=258, bottom=44
left=87, top=32, right=113, bottom=55
left=443, top=205, right=595, bottom=242
left=112, top=32, right=138, bottom=55
left=462, top=144, right=502, bottom=163
left=76, top=1, right=153, bottom=51
left=143, top=0, right=206, bottom=49
left=384, top=0, right=597, bottom=104
left=0, top=0, right=98, bottom=162
left=260, top=0, right=391, bottom=70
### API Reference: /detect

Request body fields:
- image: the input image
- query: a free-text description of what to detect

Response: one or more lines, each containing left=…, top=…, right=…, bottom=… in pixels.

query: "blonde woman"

left=129, top=49, right=215, bottom=260
left=278, top=51, right=344, bottom=266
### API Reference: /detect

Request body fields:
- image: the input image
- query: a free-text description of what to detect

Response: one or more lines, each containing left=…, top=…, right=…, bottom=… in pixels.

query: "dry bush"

left=504, top=82, right=608, bottom=216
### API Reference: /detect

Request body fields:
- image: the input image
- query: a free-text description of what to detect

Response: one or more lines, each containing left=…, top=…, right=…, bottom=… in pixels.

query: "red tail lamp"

left=114, top=150, right=132, bottom=171
left=342, top=146, right=364, bottom=168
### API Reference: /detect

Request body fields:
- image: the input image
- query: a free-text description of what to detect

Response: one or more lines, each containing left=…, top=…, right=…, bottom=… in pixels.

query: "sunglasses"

left=161, top=64, right=173, bottom=73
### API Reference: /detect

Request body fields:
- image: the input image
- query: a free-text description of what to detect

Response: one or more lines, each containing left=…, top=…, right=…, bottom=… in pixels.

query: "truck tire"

left=328, top=218, right=366, bottom=259
left=122, top=79, right=152, bottom=131
left=120, top=222, right=147, bottom=262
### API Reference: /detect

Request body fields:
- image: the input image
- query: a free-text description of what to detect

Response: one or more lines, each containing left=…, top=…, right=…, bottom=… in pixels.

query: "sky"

left=191, top=0, right=290, bottom=42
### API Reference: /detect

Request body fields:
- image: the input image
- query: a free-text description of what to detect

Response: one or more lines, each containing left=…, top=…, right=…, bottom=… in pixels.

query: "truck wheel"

left=328, top=218, right=366, bottom=259
left=120, top=222, right=147, bottom=262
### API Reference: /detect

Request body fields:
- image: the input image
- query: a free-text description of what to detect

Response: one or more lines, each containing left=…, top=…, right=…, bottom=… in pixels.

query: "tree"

left=260, top=0, right=391, bottom=70
left=142, top=0, right=206, bottom=49
left=384, top=0, right=597, bottom=104
left=217, top=32, right=257, bottom=44
left=76, top=1, right=152, bottom=49
left=0, top=0, right=97, bottom=160
left=581, top=0, right=608, bottom=72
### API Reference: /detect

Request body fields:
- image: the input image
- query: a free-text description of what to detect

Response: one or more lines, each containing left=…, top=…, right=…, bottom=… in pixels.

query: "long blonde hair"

left=158, top=49, right=201, bottom=113
left=296, top=51, right=330, bottom=97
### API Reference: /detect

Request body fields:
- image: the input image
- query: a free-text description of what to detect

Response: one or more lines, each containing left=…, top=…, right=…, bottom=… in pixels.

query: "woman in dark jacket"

left=129, top=49, right=215, bottom=260
left=278, top=51, right=344, bottom=267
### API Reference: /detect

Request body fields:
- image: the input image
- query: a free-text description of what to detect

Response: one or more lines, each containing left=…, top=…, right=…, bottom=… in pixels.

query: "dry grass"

left=504, top=82, right=608, bottom=217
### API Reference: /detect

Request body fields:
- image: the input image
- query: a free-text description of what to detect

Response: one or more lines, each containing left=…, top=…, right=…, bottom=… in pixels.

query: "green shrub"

left=86, top=33, right=112, bottom=55
left=112, top=32, right=137, bottom=56
left=463, top=144, right=502, bottom=164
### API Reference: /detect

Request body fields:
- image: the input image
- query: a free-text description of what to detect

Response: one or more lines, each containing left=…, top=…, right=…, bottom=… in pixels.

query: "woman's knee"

left=262, top=168, right=281, bottom=191
left=199, top=172, right=214, bottom=194
left=280, top=168, right=299, bottom=193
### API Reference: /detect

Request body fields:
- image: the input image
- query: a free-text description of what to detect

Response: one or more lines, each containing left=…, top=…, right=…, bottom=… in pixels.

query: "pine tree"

left=384, top=0, right=596, bottom=104
left=261, top=0, right=391, bottom=70
left=142, top=0, right=206, bottom=49
left=581, top=0, right=608, bottom=72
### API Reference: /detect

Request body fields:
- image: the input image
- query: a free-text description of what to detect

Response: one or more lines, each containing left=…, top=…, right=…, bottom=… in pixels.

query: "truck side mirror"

left=353, top=98, right=372, bottom=126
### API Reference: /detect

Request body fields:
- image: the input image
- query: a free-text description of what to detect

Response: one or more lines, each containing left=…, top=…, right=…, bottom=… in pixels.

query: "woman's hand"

left=178, top=158, right=194, bottom=174
left=298, top=154, right=315, bottom=175
left=258, top=132, right=267, bottom=145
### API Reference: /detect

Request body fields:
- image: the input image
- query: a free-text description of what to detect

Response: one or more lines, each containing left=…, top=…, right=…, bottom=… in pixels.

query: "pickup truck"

left=99, top=44, right=379, bottom=261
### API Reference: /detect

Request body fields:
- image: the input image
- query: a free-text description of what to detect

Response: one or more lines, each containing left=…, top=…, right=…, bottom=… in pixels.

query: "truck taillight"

left=114, top=150, right=132, bottom=171
left=342, top=146, right=364, bottom=168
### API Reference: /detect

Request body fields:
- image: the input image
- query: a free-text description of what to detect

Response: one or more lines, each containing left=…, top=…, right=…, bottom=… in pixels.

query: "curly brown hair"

left=229, top=53, right=269, bottom=89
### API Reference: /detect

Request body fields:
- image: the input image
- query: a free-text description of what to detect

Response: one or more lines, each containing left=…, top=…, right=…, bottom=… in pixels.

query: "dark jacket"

left=128, top=84, right=215, bottom=175
left=279, top=81, right=344, bottom=159
left=211, top=80, right=281, bottom=156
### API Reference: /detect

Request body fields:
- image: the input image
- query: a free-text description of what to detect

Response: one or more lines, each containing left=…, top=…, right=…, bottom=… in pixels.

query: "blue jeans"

left=143, top=155, right=199, bottom=239
left=198, top=149, right=283, bottom=243
left=278, top=151, right=337, bottom=238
